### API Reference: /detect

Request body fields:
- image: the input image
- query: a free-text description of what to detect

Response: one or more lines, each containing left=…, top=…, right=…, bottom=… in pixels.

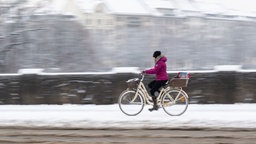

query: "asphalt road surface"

left=0, top=127, right=255, bottom=144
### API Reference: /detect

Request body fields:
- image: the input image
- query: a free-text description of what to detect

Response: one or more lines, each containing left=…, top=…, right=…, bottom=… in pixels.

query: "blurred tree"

left=0, top=0, right=98, bottom=73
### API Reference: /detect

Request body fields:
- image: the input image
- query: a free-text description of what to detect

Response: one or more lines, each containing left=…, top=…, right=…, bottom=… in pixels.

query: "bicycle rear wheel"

left=162, top=89, right=188, bottom=116
left=118, top=90, right=144, bottom=116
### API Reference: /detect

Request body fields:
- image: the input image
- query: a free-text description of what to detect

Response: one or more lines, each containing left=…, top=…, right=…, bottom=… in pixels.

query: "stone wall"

left=187, top=71, right=256, bottom=103
left=0, top=71, right=255, bottom=104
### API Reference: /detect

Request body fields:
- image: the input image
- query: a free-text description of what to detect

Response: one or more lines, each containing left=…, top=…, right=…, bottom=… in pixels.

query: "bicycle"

left=118, top=73, right=190, bottom=116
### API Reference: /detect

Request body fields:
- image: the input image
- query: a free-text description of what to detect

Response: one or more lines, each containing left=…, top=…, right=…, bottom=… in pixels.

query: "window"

left=127, top=17, right=141, bottom=27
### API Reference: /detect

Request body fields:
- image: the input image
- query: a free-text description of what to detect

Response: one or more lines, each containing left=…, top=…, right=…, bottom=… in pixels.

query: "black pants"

left=148, top=80, right=168, bottom=97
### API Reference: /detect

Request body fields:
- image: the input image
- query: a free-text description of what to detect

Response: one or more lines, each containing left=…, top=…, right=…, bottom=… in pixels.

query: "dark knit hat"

left=153, top=51, right=161, bottom=58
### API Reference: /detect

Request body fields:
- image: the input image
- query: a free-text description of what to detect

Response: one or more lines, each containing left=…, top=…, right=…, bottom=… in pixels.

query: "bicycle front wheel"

left=118, top=90, right=144, bottom=116
left=162, top=89, right=188, bottom=116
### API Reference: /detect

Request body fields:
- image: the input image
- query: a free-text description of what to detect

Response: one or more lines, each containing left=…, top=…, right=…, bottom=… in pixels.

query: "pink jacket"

left=145, top=56, right=168, bottom=81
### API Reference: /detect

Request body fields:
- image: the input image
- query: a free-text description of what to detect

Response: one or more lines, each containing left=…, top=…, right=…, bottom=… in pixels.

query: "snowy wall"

left=0, top=70, right=255, bottom=104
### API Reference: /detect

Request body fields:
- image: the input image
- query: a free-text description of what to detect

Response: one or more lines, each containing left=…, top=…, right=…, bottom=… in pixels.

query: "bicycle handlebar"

left=139, top=73, right=145, bottom=82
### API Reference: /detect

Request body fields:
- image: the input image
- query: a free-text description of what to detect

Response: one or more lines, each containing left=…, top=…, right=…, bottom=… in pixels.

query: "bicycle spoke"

left=129, top=102, right=143, bottom=105
left=118, top=90, right=144, bottom=116
left=162, top=89, right=188, bottom=116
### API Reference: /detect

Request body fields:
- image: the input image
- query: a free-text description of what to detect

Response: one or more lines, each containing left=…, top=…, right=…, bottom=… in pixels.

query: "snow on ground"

left=0, top=104, right=255, bottom=129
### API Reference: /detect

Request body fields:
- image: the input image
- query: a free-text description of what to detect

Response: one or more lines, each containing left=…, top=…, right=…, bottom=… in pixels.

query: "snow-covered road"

left=0, top=104, right=255, bottom=129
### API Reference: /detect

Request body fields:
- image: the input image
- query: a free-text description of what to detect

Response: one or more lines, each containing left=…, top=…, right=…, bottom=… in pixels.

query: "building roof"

left=72, top=0, right=256, bottom=18
left=143, top=0, right=175, bottom=10
left=104, top=0, right=151, bottom=15
left=4, top=0, right=255, bottom=19
left=142, top=0, right=176, bottom=16
left=75, top=0, right=99, bottom=13
left=172, top=0, right=197, bottom=12
left=194, top=0, right=256, bottom=17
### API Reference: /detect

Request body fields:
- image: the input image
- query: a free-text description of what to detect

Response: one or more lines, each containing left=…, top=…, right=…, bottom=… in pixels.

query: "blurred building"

left=60, top=0, right=256, bottom=70
left=1, top=0, right=256, bottom=72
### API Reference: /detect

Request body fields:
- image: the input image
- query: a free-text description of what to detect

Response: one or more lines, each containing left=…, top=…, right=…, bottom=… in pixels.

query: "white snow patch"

left=0, top=104, right=255, bottom=129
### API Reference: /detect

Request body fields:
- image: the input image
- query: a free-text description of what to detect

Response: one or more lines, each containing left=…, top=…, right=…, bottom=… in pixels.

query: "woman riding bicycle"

left=142, top=51, right=168, bottom=112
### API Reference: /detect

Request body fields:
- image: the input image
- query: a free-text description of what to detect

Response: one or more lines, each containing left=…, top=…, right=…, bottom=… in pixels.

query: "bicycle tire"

left=161, top=89, right=189, bottom=116
left=118, top=90, right=145, bottom=116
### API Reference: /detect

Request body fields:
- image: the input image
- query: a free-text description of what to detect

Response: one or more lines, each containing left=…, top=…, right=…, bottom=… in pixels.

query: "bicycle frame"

left=133, top=74, right=173, bottom=106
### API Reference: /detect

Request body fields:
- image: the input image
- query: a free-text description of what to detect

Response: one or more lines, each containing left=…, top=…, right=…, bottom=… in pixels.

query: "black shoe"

left=148, top=105, right=159, bottom=112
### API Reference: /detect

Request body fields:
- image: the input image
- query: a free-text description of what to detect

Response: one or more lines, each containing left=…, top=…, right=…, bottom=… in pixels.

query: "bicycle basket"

left=126, top=78, right=139, bottom=90
left=169, top=78, right=189, bottom=87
